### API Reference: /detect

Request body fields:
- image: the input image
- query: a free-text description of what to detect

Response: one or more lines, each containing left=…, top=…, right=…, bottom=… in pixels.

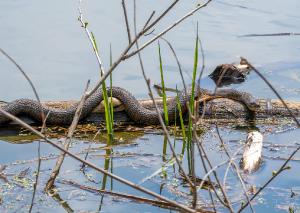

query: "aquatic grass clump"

left=187, top=32, right=199, bottom=141
left=90, top=32, right=114, bottom=143
left=185, top=32, right=199, bottom=175
left=100, top=44, right=115, bottom=193
left=90, top=32, right=114, bottom=193
left=156, top=33, right=199, bottom=164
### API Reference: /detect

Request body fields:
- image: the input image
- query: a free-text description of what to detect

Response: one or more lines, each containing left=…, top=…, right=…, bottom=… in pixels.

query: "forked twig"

left=0, top=109, right=197, bottom=213
left=155, top=35, right=187, bottom=95
left=78, top=1, right=105, bottom=76
left=123, top=0, right=213, bottom=60
left=121, top=0, right=132, bottom=44
left=0, top=48, right=46, bottom=212
left=194, top=133, right=234, bottom=211
left=238, top=145, right=300, bottom=212
left=29, top=112, right=50, bottom=212
left=143, top=11, right=156, bottom=30
left=80, top=0, right=181, bottom=99
left=215, top=125, right=254, bottom=213
left=45, top=80, right=91, bottom=191
left=240, top=57, right=300, bottom=127
left=133, top=0, right=195, bottom=191
left=61, top=179, right=183, bottom=211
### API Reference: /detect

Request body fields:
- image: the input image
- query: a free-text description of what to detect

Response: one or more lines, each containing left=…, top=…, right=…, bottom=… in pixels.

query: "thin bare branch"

left=0, top=48, right=47, bottom=212
left=61, top=179, right=183, bottom=211
left=197, top=36, right=206, bottom=85
left=241, top=57, right=299, bottom=127
left=142, top=0, right=179, bottom=33
left=215, top=125, right=254, bottom=213
left=143, top=11, right=156, bottom=30
left=0, top=109, right=197, bottom=213
left=29, top=112, right=50, bottom=212
left=194, top=134, right=234, bottom=212
left=0, top=48, right=45, bottom=120
left=238, top=144, right=300, bottom=212
left=81, top=0, right=180, bottom=99
left=45, top=80, right=91, bottom=191
left=82, top=0, right=210, bottom=101
left=196, top=142, right=219, bottom=212
left=133, top=0, right=195, bottom=195
left=78, top=0, right=105, bottom=76
left=123, top=0, right=213, bottom=60
left=156, top=35, right=187, bottom=95
left=122, top=0, right=132, bottom=44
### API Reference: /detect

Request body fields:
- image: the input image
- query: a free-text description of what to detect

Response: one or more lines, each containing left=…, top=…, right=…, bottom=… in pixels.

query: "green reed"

left=175, top=89, right=187, bottom=156
left=188, top=32, right=199, bottom=139
left=109, top=44, right=114, bottom=125
left=158, top=42, right=170, bottom=161
left=90, top=32, right=114, bottom=143
left=99, top=154, right=111, bottom=210
left=158, top=41, right=169, bottom=126
left=185, top=32, right=199, bottom=173
left=108, top=44, right=114, bottom=190
left=102, top=84, right=113, bottom=139
left=90, top=33, right=114, bottom=193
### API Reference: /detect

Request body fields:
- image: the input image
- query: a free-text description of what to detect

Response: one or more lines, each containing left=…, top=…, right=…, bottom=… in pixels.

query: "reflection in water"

left=0, top=126, right=144, bottom=144
left=0, top=125, right=299, bottom=212
left=51, top=191, right=74, bottom=213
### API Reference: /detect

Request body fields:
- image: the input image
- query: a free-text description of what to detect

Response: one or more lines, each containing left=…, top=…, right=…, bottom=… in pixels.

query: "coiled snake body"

left=0, top=86, right=258, bottom=125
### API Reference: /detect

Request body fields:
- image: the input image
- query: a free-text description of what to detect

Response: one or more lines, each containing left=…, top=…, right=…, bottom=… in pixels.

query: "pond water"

left=0, top=0, right=300, bottom=212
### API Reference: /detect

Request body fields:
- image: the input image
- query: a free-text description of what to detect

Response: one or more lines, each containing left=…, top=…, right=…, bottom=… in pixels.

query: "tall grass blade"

left=90, top=32, right=113, bottom=142
left=109, top=44, right=114, bottom=191
left=176, top=88, right=187, bottom=156
left=109, top=44, right=114, bottom=124
left=101, top=80, right=113, bottom=141
left=158, top=41, right=169, bottom=126
left=186, top=29, right=199, bottom=173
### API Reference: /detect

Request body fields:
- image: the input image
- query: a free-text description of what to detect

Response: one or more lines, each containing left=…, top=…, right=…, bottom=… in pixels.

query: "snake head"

left=248, top=99, right=260, bottom=111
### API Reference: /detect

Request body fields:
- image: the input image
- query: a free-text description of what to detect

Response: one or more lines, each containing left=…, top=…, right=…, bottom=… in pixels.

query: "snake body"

left=0, top=86, right=258, bottom=125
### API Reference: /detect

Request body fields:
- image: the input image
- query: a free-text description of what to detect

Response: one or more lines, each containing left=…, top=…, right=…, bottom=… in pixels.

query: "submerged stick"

left=45, top=81, right=91, bottom=191
left=0, top=107, right=197, bottom=213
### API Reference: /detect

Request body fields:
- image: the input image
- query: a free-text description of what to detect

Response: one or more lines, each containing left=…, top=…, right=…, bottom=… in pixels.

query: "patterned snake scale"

left=0, top=86, right=259, bottom=125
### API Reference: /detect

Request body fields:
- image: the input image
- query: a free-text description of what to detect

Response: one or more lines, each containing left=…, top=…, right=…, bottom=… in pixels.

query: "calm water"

left=0, top=0, right=300, bottom=212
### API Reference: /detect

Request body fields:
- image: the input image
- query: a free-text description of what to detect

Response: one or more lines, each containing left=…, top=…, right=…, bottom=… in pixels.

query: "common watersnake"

left=0, top=86, right=259, bottom=125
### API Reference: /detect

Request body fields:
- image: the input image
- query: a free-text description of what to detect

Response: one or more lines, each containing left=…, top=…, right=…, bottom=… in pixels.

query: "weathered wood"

left=0, top=97, right=299, bottom=126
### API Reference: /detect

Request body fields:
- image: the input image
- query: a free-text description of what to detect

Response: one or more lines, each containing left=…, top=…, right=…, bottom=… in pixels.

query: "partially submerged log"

left=0, top=97, right=299, bottom=126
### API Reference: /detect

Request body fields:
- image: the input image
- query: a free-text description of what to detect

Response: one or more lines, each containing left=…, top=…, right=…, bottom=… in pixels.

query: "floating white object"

left=240, top=131, right=263, bottom=173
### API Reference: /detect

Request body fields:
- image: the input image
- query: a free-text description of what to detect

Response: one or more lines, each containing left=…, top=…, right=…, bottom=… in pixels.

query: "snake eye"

left=249, top=101, right=260, bottom=111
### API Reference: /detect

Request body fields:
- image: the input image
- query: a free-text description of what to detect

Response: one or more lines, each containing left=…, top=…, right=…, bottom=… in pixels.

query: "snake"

left=0, top=86, right=259, bottom=125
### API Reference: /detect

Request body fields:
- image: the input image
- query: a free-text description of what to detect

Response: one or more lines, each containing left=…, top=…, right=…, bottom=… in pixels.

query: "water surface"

left=0, top=0, right=300, bottom=212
